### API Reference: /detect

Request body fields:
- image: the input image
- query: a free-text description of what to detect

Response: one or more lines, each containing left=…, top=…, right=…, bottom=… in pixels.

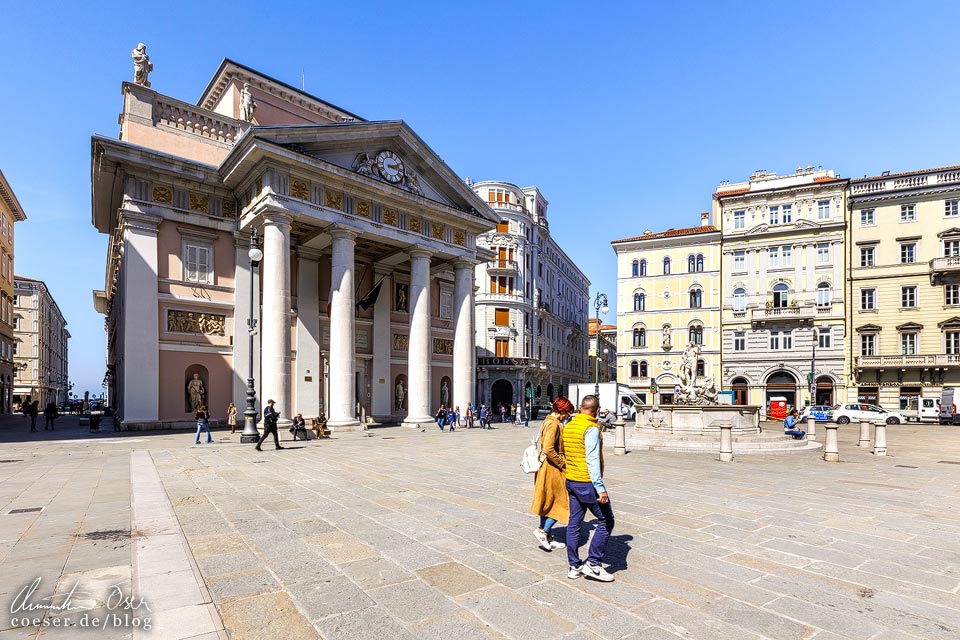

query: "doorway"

left=815, top=376, right=834, bottom=406
left=491, top=379, right=514, bottom=411
left=765, top=370, right=797, bottom=410
left=732, top=377, right=749, bottom=406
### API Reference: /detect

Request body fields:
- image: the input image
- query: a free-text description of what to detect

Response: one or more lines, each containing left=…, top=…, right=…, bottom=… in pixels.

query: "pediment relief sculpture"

left=353, top=150, right=425, bottom=197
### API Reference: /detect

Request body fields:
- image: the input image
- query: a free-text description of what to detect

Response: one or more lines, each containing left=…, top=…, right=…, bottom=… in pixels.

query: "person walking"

left=531, top=397, right=574, bottom=552
left=465, top=404, right=475, bottom=429
left=446, top=406, right=457, bottom=432
left=194, top=405, right=213, bottom=444
left=563, top=394, right=616, bottom=582
left=524, top=400, right=531, bottom=427
left=515, top=402, right=524, bottom=426
left=499, top=403, right=507, bottom=423
left=226, top=402, right=238, bottom=434
left=27, top=400, right=39, bottom=432
left=43, top=402, right=59, bottom=430
left=479, top=405, right=489, bottom=429
left=783, top=408, right=806, bottom=439
left=435, top=404, right=447, bottom=431
left=255, top=399, right=284, bottom=451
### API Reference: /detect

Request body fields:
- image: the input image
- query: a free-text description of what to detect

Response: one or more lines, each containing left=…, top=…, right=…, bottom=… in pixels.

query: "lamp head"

left=248, top=246, right=263, bottom=263
left=601, top=304, right=610, bottom=315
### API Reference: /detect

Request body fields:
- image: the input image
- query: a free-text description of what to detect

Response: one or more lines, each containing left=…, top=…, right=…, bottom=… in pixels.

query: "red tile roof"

left=612, top=226, right=718, bottom=244
left=712, top=186, right=751, bottom=199
left=812, top=176, right=841, bottom=183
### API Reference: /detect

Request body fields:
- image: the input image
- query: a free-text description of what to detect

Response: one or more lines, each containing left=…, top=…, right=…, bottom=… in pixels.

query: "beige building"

left=588, top=317, right=617, bottom=385
left=848, top=164, right=960, bottom=408
left=13, top=277, right=70, bottom=407
left=611, top=213, right=721, bottom=404
left=0, top=171, right=24, bottom=412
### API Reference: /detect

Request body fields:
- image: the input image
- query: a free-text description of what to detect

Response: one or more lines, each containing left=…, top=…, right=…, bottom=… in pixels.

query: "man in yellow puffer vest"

left=562, top=394, right=616, bottom=582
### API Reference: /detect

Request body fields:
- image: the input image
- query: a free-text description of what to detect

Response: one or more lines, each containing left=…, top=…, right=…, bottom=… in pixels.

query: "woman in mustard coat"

left=530, top=396, right=575, bottom=551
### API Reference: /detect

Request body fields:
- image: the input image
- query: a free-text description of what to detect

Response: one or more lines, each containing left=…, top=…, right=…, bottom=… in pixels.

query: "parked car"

left=827, top=403, right=906, bottom=425
left=798, top=405, right=832, bottom=422
left=531, top=404, right=553, bottom=420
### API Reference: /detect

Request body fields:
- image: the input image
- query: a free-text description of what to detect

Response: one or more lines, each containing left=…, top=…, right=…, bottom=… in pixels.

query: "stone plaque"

left=222, top=199, right=236, bottom=217
left=324, top=189, right=343, bottom=210
left=431, top=223, right=444, bottom=240
left=392, top=333, right=409, bottom=352
left=167, top=310, right=225, bottom=336
left=409, top=216, right=422, bottom=233
left=454, top=230, right=466, bottom=246
left=433, top=338, right=453, bottom=355
left=291, top=179, right=309, bottom=199
left=383, top=207, right=398, bottom=226
left=356, top=201, right=371, bottom=218
left=152, top=185, right=172, bottom=204
left=189, top=193, right=209, bottom=213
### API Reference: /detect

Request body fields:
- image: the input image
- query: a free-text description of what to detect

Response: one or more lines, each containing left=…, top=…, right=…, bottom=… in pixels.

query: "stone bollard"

left=823, top=423, right=840, bottom=462
left=719, top=423, right=733, bottom=462
left=806, top=416, right=817, bottom=441
left=873, top=422, right=887, bottom=456
left=858, top=420, right=871, bottom=447
left=613, top=417, right=626, bottom=456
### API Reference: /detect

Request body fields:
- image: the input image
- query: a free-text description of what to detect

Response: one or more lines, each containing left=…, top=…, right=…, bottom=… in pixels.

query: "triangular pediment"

left=793, top=219, right=821, bottom=229
left=938, top=227, right=960, bottom=238
left=896, top=322, right=924, bottom=332
left=938, top=316, right=960, bottom=329
left=856, top=323, right=882, bottom=333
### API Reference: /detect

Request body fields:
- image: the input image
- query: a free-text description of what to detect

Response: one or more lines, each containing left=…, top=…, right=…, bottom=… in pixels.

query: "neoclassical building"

left=92, top=57, right=497, bottom=429
left=849, top=164, right=960, bottom=408
left=0, top=170, right=24, bottom=412
left=611, top=213, right=721, bottom=404
left=13, top=277, right=69, bottom=407
left=469, top=180, right=590, bottom=408
left=714, top=168, right=848, bottom=409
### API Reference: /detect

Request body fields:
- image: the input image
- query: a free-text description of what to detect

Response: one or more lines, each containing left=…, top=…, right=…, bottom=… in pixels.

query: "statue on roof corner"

left=240, top=83, right=257, bottom=122
left=132, top=43, right=153, bottom=87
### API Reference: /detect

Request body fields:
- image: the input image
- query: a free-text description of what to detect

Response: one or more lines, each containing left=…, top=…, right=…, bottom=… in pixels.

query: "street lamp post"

left=593, top=292, right=609, bottom=398
left=240, top=227, right=264, bottom=443
left=809, top=323, right=818, bottom=406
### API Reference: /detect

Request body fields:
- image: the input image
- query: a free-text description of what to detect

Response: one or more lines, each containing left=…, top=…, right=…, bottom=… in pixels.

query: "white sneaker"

left=533, top=528, right=551, bottom=551
left=567, top=565, right=582, bottom=579
left=548, top=537, right=566, bottom=550
left=581, top=562, right=615, bottom=582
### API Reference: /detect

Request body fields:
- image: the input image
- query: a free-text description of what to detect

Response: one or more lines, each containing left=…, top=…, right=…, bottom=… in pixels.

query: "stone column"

left=614, top=417, right=626, bottom=456
left=823, top=423, right=840, bottom=462
left=453, top=260, right=475, bottom=413
left=873, top=422, right=887, bottom=456
left=371, top=267, right=393, bottom=421
left=260, top=211, right=292, bottom=425
left=403, top=249, right=434, bottom=427
left=327, top=229, right=361, bottom=430
left=718, top=423, right=733, bottom=462
left=232, top=232, right=261, bottom=417
left=806, top=416, right=817, bottom=440
left=295, top=250, right=321, bottom=419
left=119, top=211, right=160, bottom=424
left=858, top=420, right=871, bottom=447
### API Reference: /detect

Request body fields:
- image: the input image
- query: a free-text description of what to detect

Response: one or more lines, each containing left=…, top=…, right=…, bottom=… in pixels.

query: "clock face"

left=376, top=150, right=405, bottom=183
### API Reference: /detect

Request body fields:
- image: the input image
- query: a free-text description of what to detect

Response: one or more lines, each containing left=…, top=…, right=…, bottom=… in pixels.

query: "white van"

left=939, top=388, right=959, bottom=425
left=903, top=396, right=940, bottom=423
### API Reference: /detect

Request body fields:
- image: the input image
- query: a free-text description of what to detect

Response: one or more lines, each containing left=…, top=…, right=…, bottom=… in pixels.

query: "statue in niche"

left=396, top=283, right=408, bottom=312
left=662, top=326, right=672, bottom=348
left=131, top=43, right=153, bottom=87
left=440, top=380, right=450, bottom=407
left=395, top=380, right=405, bottom=410
left=239, top=83, right=257, bottom=122
left=353, top=152, right=375, bottom=177
left=187, top=373, right=205, bottom=413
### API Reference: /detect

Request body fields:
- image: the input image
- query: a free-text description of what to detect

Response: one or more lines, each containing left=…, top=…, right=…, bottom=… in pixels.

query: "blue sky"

left=2, top=1, right=959, bottom=394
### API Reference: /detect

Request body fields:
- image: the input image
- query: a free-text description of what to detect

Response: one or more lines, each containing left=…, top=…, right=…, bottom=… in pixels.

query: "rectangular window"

left=817, top=243, right=830, bottom=264
left=860, top=247, right=875, bottom=267
left=947, top=331, right=960, bottom=355
left=781, top=204, right=792, bottom=223
left=494, top=308, right=510, bottom=326
left=733, top=250, right=745, bottom=271
left=900, top=332, right=917, bottom=355
left=860, top=334, right=876, bottom=356
left=183, top=242, right=212, bottom=284
left=496, top=221, right=509, bottom=233
left=769, top=331, right=780, bottom=350
left=734, top=331, right=745, bottom=351
left=783, top=330, right=793, bottom=350
left=900, top=243, right=916, bottom=264
left=439, top=290, right=453, bottom=320
left=900, top=204, right=916, bottom=222
left=818, top=327, right=831, bottom=349
left=944, top=240, right=960, bottom=257
left=781, top=246, right=792, bottom=267
left=495, top=338, right=510, bottom=357
left=901, top=286, right=917, bottom=308
left=946, top=200, right=959, bottom=217
left=769, top=206, right=780, bottom=225
left=769, top=247, right=779, bottom=268
left=733, top=210, right=745, bottom=229
left=860, top=209, right=875, bottom=226
left=817, top=200, right=831, bottom=220
left=947, top=284, right=960, bottom=306
left=861, top=288, right=876, bottom=310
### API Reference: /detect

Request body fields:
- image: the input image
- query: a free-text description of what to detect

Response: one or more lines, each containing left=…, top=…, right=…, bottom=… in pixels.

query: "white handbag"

left=520, top=424, right=546, bottom=474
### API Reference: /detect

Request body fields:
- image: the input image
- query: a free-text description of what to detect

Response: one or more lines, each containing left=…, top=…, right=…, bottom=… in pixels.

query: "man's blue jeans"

left=785, top=429, right=805, bottom=439
left=565, top=480, right=615, bottom=568
left=195, top=420, right=213, bottom=444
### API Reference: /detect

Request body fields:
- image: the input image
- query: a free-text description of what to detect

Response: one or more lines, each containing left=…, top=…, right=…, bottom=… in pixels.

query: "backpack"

left=520, top=422, right=546, bottom=474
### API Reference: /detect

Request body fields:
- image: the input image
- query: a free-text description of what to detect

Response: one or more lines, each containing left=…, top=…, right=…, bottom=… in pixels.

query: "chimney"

left=700, top=211, right=710, bottom=227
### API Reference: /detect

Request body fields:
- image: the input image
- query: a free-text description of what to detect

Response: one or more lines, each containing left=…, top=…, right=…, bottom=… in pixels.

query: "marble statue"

left=353, top=152, right=375, bottom=177
left=395, top=380, right=405, bottom=410
left=662, top=326, right=671, bottom=348
left=132, top=43, right=153, bottom=87
left=239, top=83, right=257, bottom=122
left=440, top=380, right=450, bottom=407
left=680, top=342, right=700, bottom=387
left=187, top=373, right=205, bottom=412
left=396, top=284, right=407, bottom=312
left=674, top=341, right=717, bottom=406
left=404, top=169, right=424, bottom=196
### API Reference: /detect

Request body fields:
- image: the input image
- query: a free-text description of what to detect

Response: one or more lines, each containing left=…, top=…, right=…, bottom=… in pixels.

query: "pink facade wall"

left=214, top=80, right=342, bottom=126
left=159, top=351, right=233, bottom=421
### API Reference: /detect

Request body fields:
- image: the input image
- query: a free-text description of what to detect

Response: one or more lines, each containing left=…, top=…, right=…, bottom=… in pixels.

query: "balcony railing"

left=856, top=354, right=960, bottom=368
left=487, top=259, right=520, bottom=274
left=486, top=201, right=528, bottom=215
left=930, top=255, right=960, bottom=285
left=627, top=376, right=651, bottom=386
left=750, top=304, right=816, bottom=324
left=851, top=169, right=960, bottom=196
left=477, top=292, right=525, bottom=304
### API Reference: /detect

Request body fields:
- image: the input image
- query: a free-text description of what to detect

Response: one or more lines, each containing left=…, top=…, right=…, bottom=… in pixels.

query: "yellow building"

left=611, top=213, right=721, bottom=404
left=848, top=164, right=960, bottom=409
left=0, top=170, right=25, bottom=413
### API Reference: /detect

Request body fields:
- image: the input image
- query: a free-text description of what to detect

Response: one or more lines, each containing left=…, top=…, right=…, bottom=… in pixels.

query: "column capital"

left=262, top=209, right=293, bottom=227
left=453, top=258, right=479, bottom=271
left=409, top=248, right=433, bottom=260
left=330, top=227, right=359, bottom=242
left=119, top=209, right=161, bottom=233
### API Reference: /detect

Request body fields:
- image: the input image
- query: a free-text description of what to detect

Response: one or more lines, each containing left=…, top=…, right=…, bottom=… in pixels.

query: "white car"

left=827, top=403, right=905, bottom=425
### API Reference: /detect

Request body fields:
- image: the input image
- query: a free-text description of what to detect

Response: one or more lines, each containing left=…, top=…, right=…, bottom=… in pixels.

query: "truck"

left=938, top=388, right=959, bottom=425
left=901, top=396, right=940, bottom=423
left=568, top=382, right=645, bottom=420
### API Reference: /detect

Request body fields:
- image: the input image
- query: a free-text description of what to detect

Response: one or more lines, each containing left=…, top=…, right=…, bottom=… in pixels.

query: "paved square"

left=0, top=416, right=958, bottom=639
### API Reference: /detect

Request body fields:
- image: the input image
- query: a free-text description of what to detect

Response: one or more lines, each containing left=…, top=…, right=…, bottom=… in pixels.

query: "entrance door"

left=815, top=376, right=834, bottom=406
left=491, top=379, right=514, bottom=410
left=765, top=370, right=797, bottom=410
left=732, top=378, right=749, bottom=406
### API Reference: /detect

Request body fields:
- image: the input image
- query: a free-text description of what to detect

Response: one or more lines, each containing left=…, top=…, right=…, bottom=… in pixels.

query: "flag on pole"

left=357, top=277, right=385, bottom=311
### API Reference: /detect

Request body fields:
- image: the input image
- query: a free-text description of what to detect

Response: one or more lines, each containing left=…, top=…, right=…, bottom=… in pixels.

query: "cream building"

left=0, top=171, right=24, bottom=412
left=13, top=277, right=69, bottom=407
left=470, top=180, right=589, bottom=408
left=588, top=318, right=617, bottom=385
left=92, top=57, right=497, bottom=429
left=714, top=168, right=848, bottom=409
left=611, top=213, right=721, bottom=404
left=848, top=164, right=960, bottom=408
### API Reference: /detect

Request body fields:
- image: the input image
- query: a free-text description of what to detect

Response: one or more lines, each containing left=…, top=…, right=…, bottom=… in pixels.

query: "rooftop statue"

left=132, top=43, right=153, bottom=87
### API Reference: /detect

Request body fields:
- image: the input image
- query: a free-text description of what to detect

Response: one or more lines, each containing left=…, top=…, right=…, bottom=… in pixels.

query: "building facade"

left=470, top=181, right=589, bottom=409
left=92, top=58, right=497, bottom=429
left=848, top=164, right=960, bottom=408
left=611, top=213, right=721, bottom=405
left=714, top=168, right=848, bottom=409
left=588, top=318, right=617, bottom=385
left=13, top=277, right=69, bottom=407
left=0, top=171, right=24, bottom=413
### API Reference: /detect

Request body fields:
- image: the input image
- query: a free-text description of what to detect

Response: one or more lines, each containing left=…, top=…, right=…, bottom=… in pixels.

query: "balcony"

left=487, top=259, right=520, bottom=275
left=627, top=376, right=651, bottom=387
left=929, top=255, right=960, bottom=285
left=750, top=304, right=816, bottom=325
left=856, top=354, right=960, bottom=368
left=487, top=201, right=528, bottom=215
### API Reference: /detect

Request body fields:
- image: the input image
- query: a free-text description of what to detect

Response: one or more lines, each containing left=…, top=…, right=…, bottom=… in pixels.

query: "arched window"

left=663, top=257, right=671, bottom=275
left=639, top=259, right=647, bottom=276
left=689, top=325, right=703, bottom=345
left=688, top=255, right=696, bottom=272
left=633, top=328, right=646, bottom=348
left=630, top=361, right=639, bottom=378
left=696, top=359, right=706, bottom=377
left=733, top=287, right=746, bottom=312
left=696, top=254, right=704, bottom=272
left=639, top=360, right=648, bottom=377
left=817, top=282, right=831, bottom=307
left=631, top=260, right=639, bottom=277
left=634, top=293, right=645, bottom=311
left=772, top=283, right=789, bottom=308
left=689, top=288, right=702, bottom=309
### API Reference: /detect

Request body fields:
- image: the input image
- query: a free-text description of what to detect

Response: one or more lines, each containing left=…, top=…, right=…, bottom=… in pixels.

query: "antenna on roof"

left=301, top=69, right=305, bottom=91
